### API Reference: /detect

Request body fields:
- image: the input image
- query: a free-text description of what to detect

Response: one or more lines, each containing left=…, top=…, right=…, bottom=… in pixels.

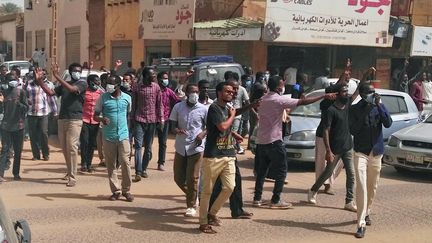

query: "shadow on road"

left=27, top=193, right=106, bottom=201
left=254, top=218, right=355, bottom=236
left=98, top=205, right=200, bottom=234
left=380, top=166, right=432, bottom=183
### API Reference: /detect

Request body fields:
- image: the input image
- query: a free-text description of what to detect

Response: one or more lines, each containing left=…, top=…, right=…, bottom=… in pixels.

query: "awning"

left=194, top=17, right=263, bottom=41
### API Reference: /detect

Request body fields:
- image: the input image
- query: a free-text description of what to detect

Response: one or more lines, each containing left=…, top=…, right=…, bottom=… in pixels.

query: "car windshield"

left=290, top=93, right=322, bottom=118
left=10, top=62, right=30, bottom=70
left=198, top=66, right=242, bottom=89
left=425, top=115, right=432, bottom=123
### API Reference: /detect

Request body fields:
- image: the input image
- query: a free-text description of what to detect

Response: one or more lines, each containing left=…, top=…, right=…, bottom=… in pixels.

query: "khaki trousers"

left=96, top=128, right=104, bottom=162
left=103, top=139, right=132, bottom=193
left=199, top=156, right=235, bottom=225
left=315, top=136, right=343, bottom=186
left=58, top=119, right=82, bottom=182
left=354, top=152, right=382, bottom=227
left=173, top=152, right=202, bottom=208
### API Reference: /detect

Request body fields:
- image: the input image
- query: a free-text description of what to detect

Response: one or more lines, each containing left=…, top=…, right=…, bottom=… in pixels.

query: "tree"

left=0, top=3, right=22, bottom=15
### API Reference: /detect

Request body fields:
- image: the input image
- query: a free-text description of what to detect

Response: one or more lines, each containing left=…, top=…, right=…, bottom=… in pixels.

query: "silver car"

left=285, top=88, right=419, bottom=163
left=383, top=115, right=432, bottom=173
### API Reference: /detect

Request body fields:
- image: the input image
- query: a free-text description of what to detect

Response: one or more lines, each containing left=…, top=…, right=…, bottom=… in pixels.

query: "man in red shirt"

left=410, top=72, right=429, bottom=120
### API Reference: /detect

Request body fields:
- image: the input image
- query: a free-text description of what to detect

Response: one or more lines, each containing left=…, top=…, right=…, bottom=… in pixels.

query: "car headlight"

left=289, top=130, right=316, bottom=141
left=387, top=135, right=400, bottom=147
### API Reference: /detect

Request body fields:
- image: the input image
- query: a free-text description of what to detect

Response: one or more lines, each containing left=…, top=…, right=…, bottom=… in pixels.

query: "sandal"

left=199, top=224, right=217, bottom=234
left=232, top=211, right=254, bottom=219
left=208, top=214, right=222, bottom=226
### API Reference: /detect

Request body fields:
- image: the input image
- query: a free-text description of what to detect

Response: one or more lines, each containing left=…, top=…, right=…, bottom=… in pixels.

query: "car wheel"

left=394, top=167, right=408, bottom=174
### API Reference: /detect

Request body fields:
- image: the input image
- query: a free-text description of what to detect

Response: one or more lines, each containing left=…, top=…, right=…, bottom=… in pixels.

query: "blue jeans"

left=254, top=141, right=287, bottom=204
left=133, top=122, right=156, bottom=175
left=311, top=149, right=355, bottom=204
left=156, top=122, right=169, bottom=165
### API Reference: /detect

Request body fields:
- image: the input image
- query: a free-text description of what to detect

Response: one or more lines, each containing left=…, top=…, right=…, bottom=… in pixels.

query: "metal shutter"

left=25, top=31, right=32, bottom=58
left=195, top=41, right=229, bottom=56
left=111, top=41, right=132, bottom=75
left=65, top=26, right=81, bottom=65
left=35, top=30, right=46, bottom=49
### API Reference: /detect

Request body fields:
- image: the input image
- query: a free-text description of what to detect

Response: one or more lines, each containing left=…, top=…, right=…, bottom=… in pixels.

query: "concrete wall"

left=88, top=0, right=105, bottom=70
left=0, top=20, right=17, bottom=60
left=412, top=0, right=432, bottom=26
left=24, top=0, right=89, bottom=71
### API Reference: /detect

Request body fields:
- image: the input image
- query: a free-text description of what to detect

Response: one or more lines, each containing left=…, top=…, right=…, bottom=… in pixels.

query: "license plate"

left=406, top=153, right=424, bottom=164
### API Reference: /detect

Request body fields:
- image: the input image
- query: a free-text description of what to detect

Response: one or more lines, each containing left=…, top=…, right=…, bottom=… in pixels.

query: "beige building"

left=24, top=0, right=89, bottom=71
left=0, top=13, right=22, bottom=61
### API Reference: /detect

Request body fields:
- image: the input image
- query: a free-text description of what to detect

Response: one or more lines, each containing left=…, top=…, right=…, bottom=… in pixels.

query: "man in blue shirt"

left=94, top=75, right=134, bottom=202
left=349, top=83, right=392, bottom=238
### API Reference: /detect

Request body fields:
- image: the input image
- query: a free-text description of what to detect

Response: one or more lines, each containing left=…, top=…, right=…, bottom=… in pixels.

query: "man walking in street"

left=94, top=75, right=134, bottom=202
left=253, top=76, right=335, bottom=209
left=156, top=71, right=179, bottom=171
left=199, top=82, right=236, bottom=234
left=410, top=72, right=429, bottom=120
left=132, top=67, right=163, bottom=180
left=170, top=83, right=207, bottom=217
left=26, top=69, right=58, bottom=161
left=349, top=83, right=392, bottom=238
left=0, top=74, right=28, bottom=182
left=36, top=63, right=87, bottom=187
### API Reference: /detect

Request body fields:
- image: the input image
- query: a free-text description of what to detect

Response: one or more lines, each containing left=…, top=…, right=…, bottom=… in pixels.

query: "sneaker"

left=79, top=167, right=88, bottom=174
left=344, top=201, right=357, bottom=212
left=122, top=192, right=134, bottom=202
left=142, top=171, right=148, bottom=178
left=0, top=176, right=7, bottom=182
left=252, top=200, right=263, bottom=207
left=66, top=179, right=76, bottom=187
left=43, top=156, right=49, bottom=161
left=365, top=215, right=372, bottom=226
left=133, top=175, right=142, bottom=182
left=324, top=184, right=336, bottom=195
left=13, top=175, right=22, bottom=181
left=269, top=201, right=293, bottom=209
left=157, top=164, right=165, bottom=171
left=184, top=207, right=197, bottom=217
left=237, top=147, right=245, bottom=155
left=307, top=190, right=317, bottom=204
left=109, top=192, right=121, bottom=201
left=355, top=226, right=366, bottom=238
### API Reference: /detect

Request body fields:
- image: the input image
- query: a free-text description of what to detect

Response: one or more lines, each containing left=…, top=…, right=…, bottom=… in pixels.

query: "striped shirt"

left=132, top=82, right=163, bottom=123
left=160, top=86, right=179, bottom=121
left=26, top=80, right=58, bottom=116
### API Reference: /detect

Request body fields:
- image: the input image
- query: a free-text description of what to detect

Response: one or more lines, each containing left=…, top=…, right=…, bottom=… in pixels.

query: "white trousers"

left=354, top=151, right=382, bottom=227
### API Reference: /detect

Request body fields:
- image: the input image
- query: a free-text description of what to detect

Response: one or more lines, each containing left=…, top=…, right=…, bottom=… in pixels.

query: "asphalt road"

left=0, top=136, right=431, bottom=243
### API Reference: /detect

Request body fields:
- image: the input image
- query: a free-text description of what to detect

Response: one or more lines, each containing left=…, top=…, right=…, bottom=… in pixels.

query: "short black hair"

left=109, top=74, right=122, bottom=85
left=198, top=79, right=209, bottom=88
left=87, top=74, right=100, bottom=84
left=157, top=71, right=168, bottom=80
left=186, top=83, right=198, bottom=93
left=331, top=83, right=348, bottom=93
left=68, top=63, right=82, bottom=73
left=241, top=74, right=249, bottom=81
left=224, top=71, right=234, bottom=81
left=359, top=82, right=372, bottom=94
left=142, top=67, right=154, bottom=79
left=215, top=81, right=231, bottom=98
left=4, top=73, right=14, bottom=82
left=268, top=75, right=283, bottom=92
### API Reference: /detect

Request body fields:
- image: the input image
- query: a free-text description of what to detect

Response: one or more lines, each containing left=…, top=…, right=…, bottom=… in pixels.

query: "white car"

left=383, top=115, right=432, bottom=173
left=2, top=60, right=32, bottom=77
left=285, top=88, right=419, bottom=163
left=61, top=69, right=107, bottom=81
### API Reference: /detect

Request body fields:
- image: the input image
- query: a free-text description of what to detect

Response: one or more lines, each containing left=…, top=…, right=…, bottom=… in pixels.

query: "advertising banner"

left=139, top=0, right=195, bottom=40
left=195, top=27, right=262, bottom=41
left=264, top=0, right=392, bottom=47
left=410, top=26, right=432, bottom=57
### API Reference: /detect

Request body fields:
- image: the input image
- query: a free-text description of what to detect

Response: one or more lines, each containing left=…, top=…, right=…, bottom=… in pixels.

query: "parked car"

left=2, top=61, right=32, bottom=77
left=61, top=69, right=107, bottom=82
left=383, top=114, right=432, bottom=173
left=0, top=197, right=31, bottom=243
left=155, top=55, right=244, bottom=99
left=284, top=88, right=419, bottom=163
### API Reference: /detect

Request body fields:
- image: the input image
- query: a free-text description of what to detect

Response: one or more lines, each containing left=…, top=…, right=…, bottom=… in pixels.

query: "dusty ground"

left=0, top=136, right=431, bottom=243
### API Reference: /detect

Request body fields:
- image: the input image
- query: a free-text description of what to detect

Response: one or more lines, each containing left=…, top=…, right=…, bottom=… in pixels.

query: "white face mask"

left=280, top=87, right=285, bottom=95
left=188, top=93, right=199, bottom=104
left=8, top=80, right=19, bottom=88
left=121, top=82, right=130, bottom=90
left=106, top=84, right=117, bottom=94
left=71, top=72, right=81, bottom=81
left=162, top=79, right=169, bottom=87
left=1, top=84, right=8, bottom=90
left=264, top=74, right=270, bottom=80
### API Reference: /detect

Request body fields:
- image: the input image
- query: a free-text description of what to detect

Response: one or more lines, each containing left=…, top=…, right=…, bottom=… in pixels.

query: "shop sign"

left=410, top=26, right=432, bottom=57
left=139, top=0, right=196, bottom=40
left=264, top=0, right=392, bottom=47
left=195, top=28, right=261, bottom=41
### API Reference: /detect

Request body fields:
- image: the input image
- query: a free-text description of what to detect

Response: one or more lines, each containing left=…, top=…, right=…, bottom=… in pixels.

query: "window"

left=25, top=31, right=32, bottom=58
left=381, top=95, right=408, bottom=114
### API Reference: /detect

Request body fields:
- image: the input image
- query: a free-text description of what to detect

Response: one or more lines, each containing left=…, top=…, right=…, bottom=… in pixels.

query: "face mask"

left=1, top=84, right=8, bottom=90
left=264, top=74, right=270, bottom=80
left=121, top=82, right=131, bottom=90
left=162, top=79, right=169, bottom=87
left=89, top=82, right=98, bottom=91
left=280, top=87, right=285, bottom=95
left=8, top=80, right=19, bottom=88
left=106, top=84, right=117, bottom=94
left=188, top=93, right=199, bottom=104
left=365, top=93, right=375, bottom=104
left=245, top=80, right=252, bottom=87
left=71, top=72, right=81, bottom=81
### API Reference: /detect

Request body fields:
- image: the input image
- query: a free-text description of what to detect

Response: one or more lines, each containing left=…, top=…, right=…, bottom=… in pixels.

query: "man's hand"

left=157, top=121, right=165, bottom=131
left=228, top=107, right=236, bottom=117
left=325, top=150, right=335, bottom=163
left=324, top=93, right=337, bottom=100
left=101, top=117, right=110, bottom=125
left=51, top=63, right=60, bottom=76
left=374, top=93, right=381, bottom=106
left=194, top=132, right=206, bottom=146
left=34, top=67, right=45, bottom=85
left=175, top=128, right=188, bottom=135
left=115, top=59, right=123, bottom=68
left=232, top=131, right=244, bottom=144
left=0, top=93, right=3, bottom=103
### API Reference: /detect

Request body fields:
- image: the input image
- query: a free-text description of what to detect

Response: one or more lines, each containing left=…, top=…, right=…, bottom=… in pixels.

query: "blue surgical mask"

left=162, top=79, right=169, bottom=87
left=245, top=80, right=252, bottom=87
left=1, top=84, right=8, bottom=90
left=8, top=80, right=19, bottom=88
left=71, top=72, right=81, bottom=81
left=365, top=93, right=375, bottom=104
left=106, top=84, right=117, bottom=94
